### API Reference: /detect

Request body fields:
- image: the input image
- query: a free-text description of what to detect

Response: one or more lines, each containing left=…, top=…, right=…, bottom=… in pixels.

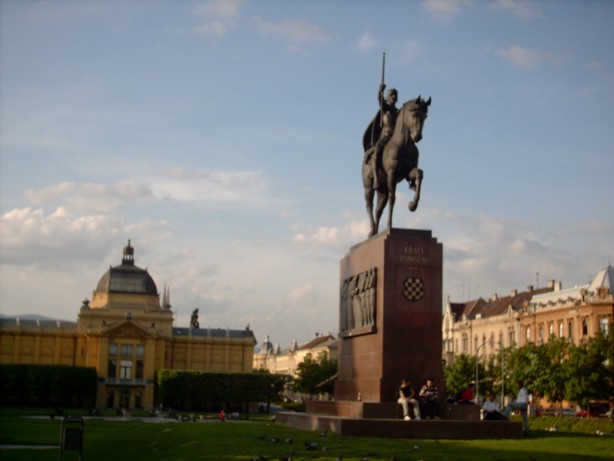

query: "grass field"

left=0, top=409, right=612, bottom=461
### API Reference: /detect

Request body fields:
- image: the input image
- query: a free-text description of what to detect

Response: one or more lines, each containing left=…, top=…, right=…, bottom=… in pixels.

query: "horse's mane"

left=402, top=97, right=429, bottom=113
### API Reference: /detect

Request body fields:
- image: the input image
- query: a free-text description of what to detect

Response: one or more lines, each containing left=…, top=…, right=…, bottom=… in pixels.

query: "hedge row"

left=157, top=369, right=289, bottom=412
left=0, top=364, right=97, bottom=408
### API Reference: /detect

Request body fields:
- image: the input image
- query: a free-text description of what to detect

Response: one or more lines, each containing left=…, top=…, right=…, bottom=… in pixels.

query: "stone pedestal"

left=278, top=228, right=522, bottom=438
left=335, top=228, right=443, bottom=404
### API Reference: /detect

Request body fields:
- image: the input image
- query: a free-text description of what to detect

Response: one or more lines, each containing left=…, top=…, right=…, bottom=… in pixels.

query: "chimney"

left=527, top=285, right=534, bottom=292
left=511, top=289, right=518, bottom=297
left=491, top=293, right=499, bottom=301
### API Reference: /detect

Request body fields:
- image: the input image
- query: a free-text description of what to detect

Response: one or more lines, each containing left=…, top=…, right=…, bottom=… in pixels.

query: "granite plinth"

left=336, top=228, right=444, bottom=403
left=275, top=411, right=523, bottom=439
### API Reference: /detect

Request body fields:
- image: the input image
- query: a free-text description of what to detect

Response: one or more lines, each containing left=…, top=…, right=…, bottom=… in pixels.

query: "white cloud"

left=152, top=168, right=273, bottom=208
left=496, top=46, right=556, bottom=68
left=490, top=0, right=542, bottom=21
left=292, top=219, right=368, bottom=250
left=287, top=284, right=316, bottom=304
left=20, top=168, right=275, bottom=216
left=191, top=0, right=244, bottom=37
left=0, top=206, right=123, bottom=264
left=253, top=16, right=331, bottom=45
left=194, top=0, right=244, bottom=18
left=25, top=180, right=154, bottom=214
left=191, top=20, right=230, bottom=37
left=422, top=0, right=472, bottom=21
left=356, top=32, right=378, bottom=53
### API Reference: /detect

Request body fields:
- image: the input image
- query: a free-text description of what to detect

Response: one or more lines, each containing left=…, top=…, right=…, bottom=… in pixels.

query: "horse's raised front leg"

left=408, top=168, right=423, bottom=212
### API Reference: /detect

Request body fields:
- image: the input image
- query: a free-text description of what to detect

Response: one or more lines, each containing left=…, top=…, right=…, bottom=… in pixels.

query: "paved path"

left=0, top=444, right=59, bottom=450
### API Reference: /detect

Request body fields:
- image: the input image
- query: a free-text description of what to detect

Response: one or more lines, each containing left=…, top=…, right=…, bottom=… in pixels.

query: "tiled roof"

left=173, top=326, right=255, bottom=340
left=0, top=316, right=77, bottom=330
left=588, top=265, right=614, bottom=294
left=456, top=286, right=554, bottom=320
left=531, top=284, right=587, bottom=305
left=297, top=334, right=336, bottom=351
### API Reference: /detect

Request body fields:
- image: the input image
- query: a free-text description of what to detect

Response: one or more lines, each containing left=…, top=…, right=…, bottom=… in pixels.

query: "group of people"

left=397, top=378, right=530, bottom=435
left=397, top=378, right=441, bottom=420
left=482, top=382, right=530, bottom=435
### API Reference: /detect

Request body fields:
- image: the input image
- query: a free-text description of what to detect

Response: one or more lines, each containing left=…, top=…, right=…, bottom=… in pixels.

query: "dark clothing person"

left=419, top=378, right=440, bottom=419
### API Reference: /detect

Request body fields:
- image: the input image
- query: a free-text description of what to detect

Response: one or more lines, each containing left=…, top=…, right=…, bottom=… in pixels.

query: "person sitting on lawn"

left=482, top=393, right=505, bottom=420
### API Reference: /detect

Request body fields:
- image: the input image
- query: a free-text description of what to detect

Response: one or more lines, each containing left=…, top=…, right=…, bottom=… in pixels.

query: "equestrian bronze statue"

left=363, top=76, right=431, bottom=237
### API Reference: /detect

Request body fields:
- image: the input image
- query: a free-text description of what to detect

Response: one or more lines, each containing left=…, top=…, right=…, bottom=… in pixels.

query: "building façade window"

left=108, top=342, right=145, bottom=380
left=599, top=317, right=609, bottom=335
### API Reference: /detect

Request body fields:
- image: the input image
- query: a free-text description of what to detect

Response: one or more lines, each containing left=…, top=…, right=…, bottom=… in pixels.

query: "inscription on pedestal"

left=399, top=245, right=428, bottom=265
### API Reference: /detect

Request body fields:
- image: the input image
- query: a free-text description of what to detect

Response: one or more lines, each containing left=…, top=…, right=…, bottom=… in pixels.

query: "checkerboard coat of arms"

left=403, top=277, right=424, bottom=302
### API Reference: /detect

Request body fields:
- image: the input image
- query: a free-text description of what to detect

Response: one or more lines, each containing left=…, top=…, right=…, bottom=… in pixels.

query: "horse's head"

left=401, top=95, right=431, bottom=143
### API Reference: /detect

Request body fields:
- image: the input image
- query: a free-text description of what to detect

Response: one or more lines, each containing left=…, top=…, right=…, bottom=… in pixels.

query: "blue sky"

left=1, top=0, right=613, bottom=348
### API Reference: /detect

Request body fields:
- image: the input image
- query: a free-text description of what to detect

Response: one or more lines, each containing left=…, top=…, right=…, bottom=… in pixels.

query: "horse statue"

left=362, top=95, right=431, bottom=237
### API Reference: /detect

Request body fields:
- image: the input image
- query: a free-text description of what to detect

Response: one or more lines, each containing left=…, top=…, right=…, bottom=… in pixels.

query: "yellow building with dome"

left=0, top=241, right=256, bottom=410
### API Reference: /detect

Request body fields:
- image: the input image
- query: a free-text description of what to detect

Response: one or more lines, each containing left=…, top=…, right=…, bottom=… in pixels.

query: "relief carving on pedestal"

left=340, top=267, right=377, bottom=333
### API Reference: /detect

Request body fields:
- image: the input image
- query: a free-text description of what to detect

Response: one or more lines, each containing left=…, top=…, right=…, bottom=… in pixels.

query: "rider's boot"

left=372, top=164, right=380, bottom=189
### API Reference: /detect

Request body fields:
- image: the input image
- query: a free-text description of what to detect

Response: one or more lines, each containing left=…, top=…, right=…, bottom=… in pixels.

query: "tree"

left=538, top=337, right=569, bottom=405
left=443, top=354, right=482, bottom=397
left=506, top=343, right=543, bottom=399
left=294, top=352, right=337, bottom=396
left=565, top=331, right=613, bottom=408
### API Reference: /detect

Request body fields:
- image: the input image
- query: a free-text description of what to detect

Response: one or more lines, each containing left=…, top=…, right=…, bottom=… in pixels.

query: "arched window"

left=599, top=317, right=609, bottom=335
left=106, top=390, right=115, bottom=408
left=135, top=391, right=143, bottom=409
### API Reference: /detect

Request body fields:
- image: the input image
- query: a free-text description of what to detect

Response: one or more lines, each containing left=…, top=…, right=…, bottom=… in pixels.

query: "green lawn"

left=0, top=410, right=612, bottom=461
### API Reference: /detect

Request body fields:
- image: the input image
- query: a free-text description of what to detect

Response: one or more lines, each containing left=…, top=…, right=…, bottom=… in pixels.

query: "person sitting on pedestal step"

left=457, top=383, right=476, bottom=404
left=398, top=379, right=421, bottom=420
left=419, top=377, right=441, bottom=419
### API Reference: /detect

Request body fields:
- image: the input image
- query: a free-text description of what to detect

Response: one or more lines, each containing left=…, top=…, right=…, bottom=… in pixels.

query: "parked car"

left=559, top=408, right=577, bottom=417
left=577, top=402, right=610, bottom=418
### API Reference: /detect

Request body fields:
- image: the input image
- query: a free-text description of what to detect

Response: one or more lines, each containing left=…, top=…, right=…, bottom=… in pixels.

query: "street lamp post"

left=500, top=341, right=505, bottom=409
left=475, top=342, right=486, bottom=405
